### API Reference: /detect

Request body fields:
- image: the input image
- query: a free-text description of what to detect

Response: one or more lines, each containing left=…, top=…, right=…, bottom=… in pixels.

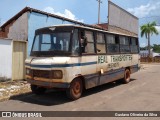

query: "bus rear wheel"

left=122, top=69, right=131, bottom=84
left=31, top=85, right=47, bottom=95
left=66, top=78, right=83, bottom=100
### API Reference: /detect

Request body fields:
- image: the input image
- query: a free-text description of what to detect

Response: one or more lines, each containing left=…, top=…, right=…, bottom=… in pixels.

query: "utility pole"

left=97, top=0, right=102, bottom=24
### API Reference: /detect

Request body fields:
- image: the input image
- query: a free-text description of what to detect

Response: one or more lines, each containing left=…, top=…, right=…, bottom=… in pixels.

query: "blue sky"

left=0, top=0, right=160, bottom=47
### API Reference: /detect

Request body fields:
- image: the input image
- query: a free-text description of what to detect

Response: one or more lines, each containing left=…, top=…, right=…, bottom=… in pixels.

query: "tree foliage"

left=140, top=44, right=160, bottom=53
left=153, top=44, right=160, bottom=53
left=141, top=21, right=159, bottom=38
left=140, top=21, right=159, bottom=57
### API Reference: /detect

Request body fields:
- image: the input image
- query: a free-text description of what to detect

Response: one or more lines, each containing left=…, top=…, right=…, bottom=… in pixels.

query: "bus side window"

left=106, top=34, right=119, bottom=53
left=119, top=36, right=130, bottom=53
left=130, top=37, right=138, bottom=53
left=96, top=32, right=106, bottom=54
left=83, top=30, right=95, bottom=54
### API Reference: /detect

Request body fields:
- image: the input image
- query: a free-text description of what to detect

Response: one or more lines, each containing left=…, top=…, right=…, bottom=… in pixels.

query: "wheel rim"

left=72, top=81, right=81, bottom=95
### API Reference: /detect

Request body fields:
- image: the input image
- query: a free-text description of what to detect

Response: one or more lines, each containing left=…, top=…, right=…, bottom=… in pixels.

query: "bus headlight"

left=52, top=70, right=63, bottom=79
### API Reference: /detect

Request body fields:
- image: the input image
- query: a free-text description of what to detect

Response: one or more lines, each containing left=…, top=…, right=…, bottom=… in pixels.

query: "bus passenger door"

left=96, top=32, right=109, bottom=85
left=80, top=30, right=99, bottom=89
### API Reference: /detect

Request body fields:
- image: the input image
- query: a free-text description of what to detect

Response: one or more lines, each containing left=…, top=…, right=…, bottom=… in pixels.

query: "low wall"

left=0, top=38, right=12, bottom=81
left=141, top=57, right=160, bottom=63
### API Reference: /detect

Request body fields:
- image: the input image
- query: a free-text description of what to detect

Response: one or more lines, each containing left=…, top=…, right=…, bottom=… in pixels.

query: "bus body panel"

left=25, top=54, right=140, bottom=89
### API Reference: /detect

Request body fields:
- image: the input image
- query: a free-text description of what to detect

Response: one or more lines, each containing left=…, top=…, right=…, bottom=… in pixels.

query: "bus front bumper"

left=26, top=79, right=70, bottom=88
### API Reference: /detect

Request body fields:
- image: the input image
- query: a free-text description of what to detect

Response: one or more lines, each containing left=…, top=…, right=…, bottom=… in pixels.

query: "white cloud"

left=155, top=26, right=160, bottom=33
left=140, top=42, right=147, bottom=47
left=127, top=1, right=160, bottom=18
left=44, top=7, right=55, bottom=14
left=43, top=7, right=84, bottom=23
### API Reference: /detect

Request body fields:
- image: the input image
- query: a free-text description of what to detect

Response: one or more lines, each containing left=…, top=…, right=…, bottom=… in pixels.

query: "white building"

left=140, top=49, right=160, bottom=57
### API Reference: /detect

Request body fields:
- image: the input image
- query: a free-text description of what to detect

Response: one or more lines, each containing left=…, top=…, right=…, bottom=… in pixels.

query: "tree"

left=140, top=46, right=152, bottom=51
left=140, top=21, right=159, bottom=57
left=153, top=44, right=160, bottom=53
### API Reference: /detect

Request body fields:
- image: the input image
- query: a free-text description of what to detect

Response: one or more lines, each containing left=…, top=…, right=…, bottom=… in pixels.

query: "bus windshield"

left=31, top=31, right=71, bottom=56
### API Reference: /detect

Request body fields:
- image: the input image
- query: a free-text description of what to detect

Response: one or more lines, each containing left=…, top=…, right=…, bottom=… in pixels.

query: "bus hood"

left=25, top=57, right=71, bottom=68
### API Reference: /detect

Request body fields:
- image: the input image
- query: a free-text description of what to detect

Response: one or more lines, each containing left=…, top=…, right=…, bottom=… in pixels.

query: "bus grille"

left=33, top=70, right=50, bottom=79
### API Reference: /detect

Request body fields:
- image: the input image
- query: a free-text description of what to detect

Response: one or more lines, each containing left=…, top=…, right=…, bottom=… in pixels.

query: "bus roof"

left=36, top=24, right=138, bottom=38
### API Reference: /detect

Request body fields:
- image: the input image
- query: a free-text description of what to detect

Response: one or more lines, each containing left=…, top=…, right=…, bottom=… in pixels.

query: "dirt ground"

left=0, top=80, right=31, bottom=101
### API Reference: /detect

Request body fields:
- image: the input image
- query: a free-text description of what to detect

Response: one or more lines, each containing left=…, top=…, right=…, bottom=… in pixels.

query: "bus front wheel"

left=122, top=69, right=131, bottom=84
left=31, top=85, right=47, bottom=95
left=66, top=78, right=83, bottom=100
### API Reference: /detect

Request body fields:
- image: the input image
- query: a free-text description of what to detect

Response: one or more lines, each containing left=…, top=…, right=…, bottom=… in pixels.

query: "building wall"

left=108, top=25, right=138, bottom=37
left=28, top=11, right=76, bottom=55
left=12, top=41, right=27, bottom=80
left=8, top=12, right=28, bottom=41
left=140, top=50, right=160, bottom=57
left=108, top=1, right=138, bottom=35
left=0, top=31, right=6, bottom=38
left=0, top=39, right=12, bottom=80
left=0, top=21, right=15, bottom=38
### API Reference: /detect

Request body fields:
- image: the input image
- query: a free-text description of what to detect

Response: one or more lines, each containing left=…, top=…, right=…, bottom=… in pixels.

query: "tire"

left=66, top=78, right=83, bottom=100
left=31, top=85, right=47, bottom=95
left=122, top=69, right=131, bottom=84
